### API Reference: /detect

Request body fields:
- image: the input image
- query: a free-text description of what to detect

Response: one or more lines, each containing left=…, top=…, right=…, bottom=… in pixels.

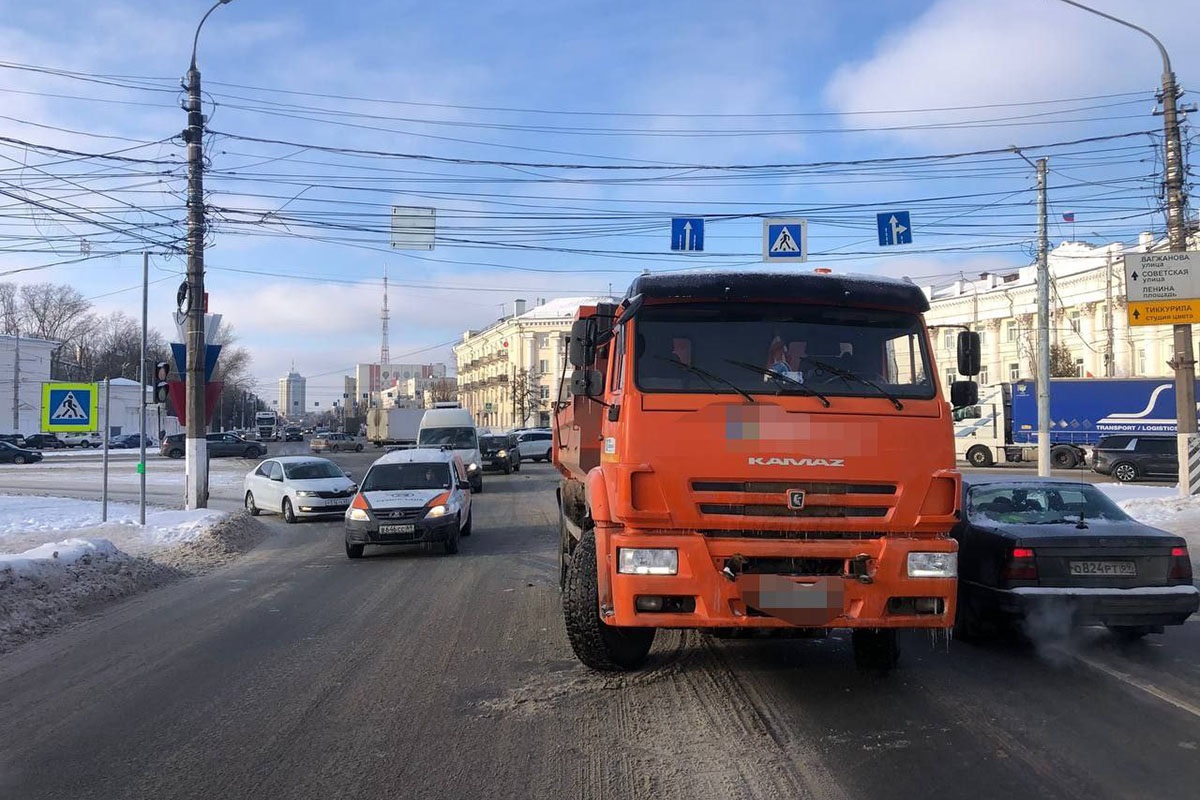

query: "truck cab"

left=554, top=270, right=979, bottom=672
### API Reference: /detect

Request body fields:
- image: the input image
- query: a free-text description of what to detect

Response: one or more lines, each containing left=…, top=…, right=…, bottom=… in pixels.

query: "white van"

left=417, top=407, right=484, bottom=492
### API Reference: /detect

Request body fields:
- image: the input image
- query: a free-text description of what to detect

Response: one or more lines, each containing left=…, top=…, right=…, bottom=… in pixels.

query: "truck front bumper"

left=595, top=526, right=957, bottom=630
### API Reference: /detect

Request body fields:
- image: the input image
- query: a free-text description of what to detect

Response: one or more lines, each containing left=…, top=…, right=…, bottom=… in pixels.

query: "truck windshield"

left=418, top=427, right=477, bottom=449
left=633, top=302, right=935, bottom=400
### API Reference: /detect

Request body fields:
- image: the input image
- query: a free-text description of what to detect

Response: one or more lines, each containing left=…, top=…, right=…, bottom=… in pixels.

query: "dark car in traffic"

left=0, top=440, right=43, bottom=464
left=108, top=433, right=155, bottom=449
left=0, top=433, right=27, bottom=448
left=1091, top=434, right=1177, bottom=483
left=283, top=426, right=304, bottom=442
left=479, top=433, right=520, bottom=474
left=21, top=433, right=65, bottom=450
left=951, top=477, right=1197, bottom=642
left=161, top=432, right=267, bottom=459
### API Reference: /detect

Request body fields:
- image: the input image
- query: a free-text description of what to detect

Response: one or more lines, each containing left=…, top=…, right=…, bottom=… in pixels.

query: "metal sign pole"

left=139, top=252, right=148, bottom=525
left=101, top=378, right=111, bottom=522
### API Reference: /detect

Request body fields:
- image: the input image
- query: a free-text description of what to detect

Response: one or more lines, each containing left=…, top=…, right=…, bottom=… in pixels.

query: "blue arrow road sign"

left=877, top=211, right=912, bottom=246
left=671, top=217, right=704, bottom=252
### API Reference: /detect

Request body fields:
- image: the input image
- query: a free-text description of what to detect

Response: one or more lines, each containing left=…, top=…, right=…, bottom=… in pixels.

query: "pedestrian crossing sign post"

left=42, top=382, right=98, bottom=432
left=762, top=218, right=807, bottom=263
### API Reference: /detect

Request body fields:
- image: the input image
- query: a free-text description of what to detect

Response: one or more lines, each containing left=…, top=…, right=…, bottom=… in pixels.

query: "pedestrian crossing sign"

left=763, top=218, right=807, bottom=262
left=42, top=382, right=98, bottom=432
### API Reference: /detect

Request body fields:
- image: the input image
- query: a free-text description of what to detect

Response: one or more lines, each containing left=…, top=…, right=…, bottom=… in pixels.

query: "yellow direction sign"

left=1127, top=299, right=1200, bottom=327
left=41, top=382, right=99, bottom=432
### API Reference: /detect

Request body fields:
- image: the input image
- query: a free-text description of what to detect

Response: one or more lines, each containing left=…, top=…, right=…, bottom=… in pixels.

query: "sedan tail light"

left=1168, top=546, right=1193, bottom=582
left=1002, top=546, right=1038, bottom=583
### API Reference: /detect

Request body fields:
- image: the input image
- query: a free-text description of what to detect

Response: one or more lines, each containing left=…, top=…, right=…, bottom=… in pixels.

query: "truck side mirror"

left=950, top=380, right=979, bottom=410
left=957, top=330, right=981, bottom=376
left=571, top=368, right=604, bottom=397
left=568, top=319, right=594, bottom=367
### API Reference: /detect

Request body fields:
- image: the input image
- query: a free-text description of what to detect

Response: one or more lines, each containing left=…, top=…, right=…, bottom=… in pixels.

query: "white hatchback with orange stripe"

left=344, top=447, right=474, bottom=559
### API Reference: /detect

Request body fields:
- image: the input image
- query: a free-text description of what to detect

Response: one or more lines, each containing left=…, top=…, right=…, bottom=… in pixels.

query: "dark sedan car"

left=21, top=434, right=65, bottom=450
left=0, top=440, right=43, bottom=464
left=160, top=432, right=267, bottom=459
left=952, top=477, right=1197, bottom=641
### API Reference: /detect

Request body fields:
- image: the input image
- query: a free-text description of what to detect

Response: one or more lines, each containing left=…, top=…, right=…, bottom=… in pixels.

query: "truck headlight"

left=425, top=504, right=448, bottom=518
left=497, top=449, right=507, bottom=458
left=907, top=552, right=957, bottom=578
left=467, top=462, right=480, bottom=472
left=347, top=508, right=370, bottom=521
left=618, top=548, right=678, bottom=576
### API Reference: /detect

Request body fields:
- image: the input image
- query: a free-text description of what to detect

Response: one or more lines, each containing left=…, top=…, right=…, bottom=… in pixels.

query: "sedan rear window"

left=967, top=484, right=1130, bottom=524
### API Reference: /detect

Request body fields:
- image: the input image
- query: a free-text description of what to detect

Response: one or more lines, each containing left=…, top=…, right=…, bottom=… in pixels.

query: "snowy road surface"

left=0, top=461, right=1198, bottom=799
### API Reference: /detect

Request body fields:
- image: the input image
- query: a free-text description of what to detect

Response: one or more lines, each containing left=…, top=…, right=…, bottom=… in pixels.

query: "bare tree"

left=211, top=323, right=255, bottom=430
left=0, top=283, right=19, bottom=335
left=429, top=377, right=457, bottom=404
left=17, top=282, right=95, bottom=378
left=509, top=368, right=544, bottom=427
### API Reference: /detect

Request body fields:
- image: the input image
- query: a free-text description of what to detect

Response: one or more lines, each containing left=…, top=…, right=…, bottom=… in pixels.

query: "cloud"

left=825, top=0, right=1200, bottom=150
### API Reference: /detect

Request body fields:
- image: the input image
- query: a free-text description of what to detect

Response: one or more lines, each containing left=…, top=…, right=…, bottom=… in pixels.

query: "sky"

left=0, top=0, right=1197, bottom=407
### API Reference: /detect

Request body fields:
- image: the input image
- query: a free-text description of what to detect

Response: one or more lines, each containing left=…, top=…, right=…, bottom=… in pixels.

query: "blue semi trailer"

left=953, top=377, right=1198, bottom=468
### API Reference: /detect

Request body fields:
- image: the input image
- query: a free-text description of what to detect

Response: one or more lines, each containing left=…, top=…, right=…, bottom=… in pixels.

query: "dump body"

left=555, top=272, right=962, bottom=641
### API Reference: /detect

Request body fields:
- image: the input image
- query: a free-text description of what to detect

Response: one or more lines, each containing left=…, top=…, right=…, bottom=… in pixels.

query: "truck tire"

left=1051, top=446, right=1078, bottom=469
left=966, top=445, right=994, bottom=468
left=563, top=530, right=655, bottom=671
left=851, top=628, right=900, bottom=672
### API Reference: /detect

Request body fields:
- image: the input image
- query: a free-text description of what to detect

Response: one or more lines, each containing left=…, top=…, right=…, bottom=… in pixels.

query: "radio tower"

left=380, top=267, right=390, bottom=367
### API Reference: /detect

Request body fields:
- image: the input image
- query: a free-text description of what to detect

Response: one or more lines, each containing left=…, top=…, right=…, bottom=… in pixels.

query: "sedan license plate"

left=1069, top=560, right=1136, bottom=577
left=379, top=524, right=416, bottom=535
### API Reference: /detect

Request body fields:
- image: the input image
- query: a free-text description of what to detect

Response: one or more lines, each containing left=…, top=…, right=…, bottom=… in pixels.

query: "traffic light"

left=154, top=361, right=170, bottom=403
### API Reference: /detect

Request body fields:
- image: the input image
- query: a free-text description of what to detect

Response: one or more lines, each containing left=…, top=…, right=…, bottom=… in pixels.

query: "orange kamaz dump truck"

left=553, top=270, right=980, bottom=671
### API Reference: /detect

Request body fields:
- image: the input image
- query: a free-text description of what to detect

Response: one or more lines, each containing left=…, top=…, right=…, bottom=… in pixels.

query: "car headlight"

left=497, top=449, right=507, bottom=457
left=617, top=548, right=678, bottom=575
left=907, top=552, right=957, bottom=578
left=347, top=508, right=370, bottom=521
left=296, top=490, right=318, bottom=497
left=467, top=463, right=480, bottom=472
left=425, top=504, right=448, bottom=519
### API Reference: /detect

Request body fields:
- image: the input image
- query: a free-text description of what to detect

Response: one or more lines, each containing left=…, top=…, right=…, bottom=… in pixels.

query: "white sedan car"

left=243, top=456, right=357, bottom=524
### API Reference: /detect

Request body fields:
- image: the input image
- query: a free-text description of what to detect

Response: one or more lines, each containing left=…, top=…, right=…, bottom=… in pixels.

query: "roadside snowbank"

left=0, top=495, right=268, bottom=654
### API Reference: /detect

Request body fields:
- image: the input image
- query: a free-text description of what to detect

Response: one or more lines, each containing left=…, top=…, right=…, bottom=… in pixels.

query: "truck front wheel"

left=563, top=530, right=655, bottom=671
left=966, top=445, right=994, bottom=468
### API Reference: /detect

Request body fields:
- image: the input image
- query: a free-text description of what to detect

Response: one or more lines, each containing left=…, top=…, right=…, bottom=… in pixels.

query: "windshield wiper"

left=800, top=357, right=904, bottom=410
left=721, top=358, right=831, bottom=408
left=655, top=357, right=755, bottom=403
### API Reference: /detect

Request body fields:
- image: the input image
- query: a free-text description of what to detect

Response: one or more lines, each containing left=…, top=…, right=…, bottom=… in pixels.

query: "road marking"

left=1075, top=655, right=1200, bottom=720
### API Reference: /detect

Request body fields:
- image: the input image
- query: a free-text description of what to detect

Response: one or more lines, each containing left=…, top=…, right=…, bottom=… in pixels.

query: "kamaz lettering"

left=747, top=456, right=845, bottom=467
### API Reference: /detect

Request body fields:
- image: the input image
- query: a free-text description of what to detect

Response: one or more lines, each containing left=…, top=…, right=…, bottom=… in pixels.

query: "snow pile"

left=1096, top=484, right=1200, bottom=565
left=0, top=495, right=268, bottom=654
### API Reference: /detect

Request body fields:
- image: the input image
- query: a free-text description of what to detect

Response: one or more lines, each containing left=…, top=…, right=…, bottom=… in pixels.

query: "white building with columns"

left=454, top=297, right=616, bottom=430
left=923, top=232, right=1192, bottom=389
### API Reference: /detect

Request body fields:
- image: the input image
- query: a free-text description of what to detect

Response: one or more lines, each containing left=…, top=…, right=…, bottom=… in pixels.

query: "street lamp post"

left=183, top=0, right=234, bottom=509
left=1057, top=0, right=1197, bottom=495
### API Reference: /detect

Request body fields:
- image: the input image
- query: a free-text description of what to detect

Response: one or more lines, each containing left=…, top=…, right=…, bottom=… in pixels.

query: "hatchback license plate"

left=380, top=524, right=416, bottom=535
left=1069, top=560, right=1136, bottom=576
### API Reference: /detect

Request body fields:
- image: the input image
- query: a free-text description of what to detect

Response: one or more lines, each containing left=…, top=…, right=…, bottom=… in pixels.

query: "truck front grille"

left=699, top=529, right=886, bottom=540
left=692, top=479, right=897, bottom=522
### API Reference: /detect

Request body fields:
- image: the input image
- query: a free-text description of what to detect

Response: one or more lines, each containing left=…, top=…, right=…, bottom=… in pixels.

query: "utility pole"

left=139, top=252, right=148, bottom=525
left=1056, top=0, right=1196, bottom=494
left=183, top=0, right=233, bottom=509
left=1105, top=250, right=1115, bottom=377
left=1035, top=158, right=1052, bottom=477
left=11, top=330, right=19, bottom=431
